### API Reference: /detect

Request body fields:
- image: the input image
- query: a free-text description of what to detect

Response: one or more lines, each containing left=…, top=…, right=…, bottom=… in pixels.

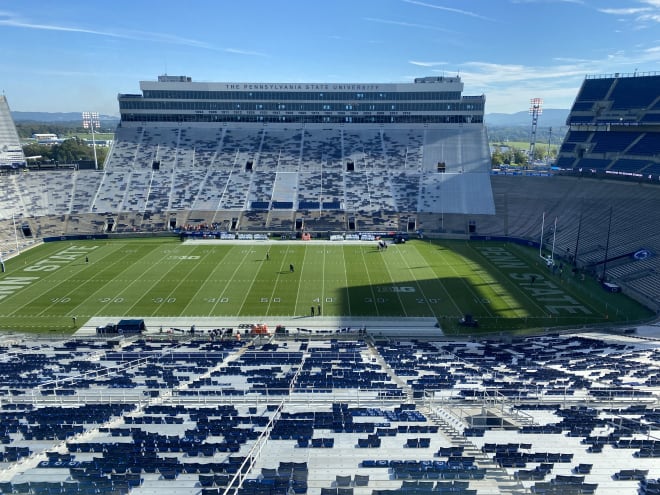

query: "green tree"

left=491, top=148, right=505, bottom=167
left=23, top=138, right=108, bottom=166
left=22, top=143, right=54, bottom=161
left=512, top=149, right=529, bottom=166
left=533, top=145, right=547, bottom=161
left=52, top=138, right=89, bottom=163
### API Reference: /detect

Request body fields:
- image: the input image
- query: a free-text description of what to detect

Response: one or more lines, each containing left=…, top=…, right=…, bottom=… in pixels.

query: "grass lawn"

left=0, top=238, right=652, bottom=334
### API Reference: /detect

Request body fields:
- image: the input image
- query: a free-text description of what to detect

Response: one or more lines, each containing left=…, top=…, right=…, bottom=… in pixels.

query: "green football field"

left=0, top=238, right=652, bottom=333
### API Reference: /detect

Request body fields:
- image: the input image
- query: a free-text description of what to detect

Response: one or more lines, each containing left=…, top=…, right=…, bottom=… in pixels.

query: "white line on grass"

left=222, top=245, right=273, bottom=317
left=122, top=246, right=203, bottom=317
left=391, top=243, right=437, bottom=316
left=376, top=244, right=408, bottom=317
left=434, top=243, right=495, bottom=318
left=175, top=246, right=235, bottom=316
left=417, top=243, right=464, bottom=316
left=358, top=245, right=381, bottom=317
left=339, top=245, right=352, bottom=316
left=7, top=241, right=125, bottom=318
left=292, top=245, right=311, bottom=317
left=265, top=245, right=294, bottom=315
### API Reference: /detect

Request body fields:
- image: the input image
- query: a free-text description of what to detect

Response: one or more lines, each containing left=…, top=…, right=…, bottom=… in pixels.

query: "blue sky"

left=1, top=0, right=659, bottom=116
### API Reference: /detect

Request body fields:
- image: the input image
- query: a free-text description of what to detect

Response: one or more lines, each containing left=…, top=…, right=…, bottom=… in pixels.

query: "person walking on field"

left=290, top=264, right=294, bottom=273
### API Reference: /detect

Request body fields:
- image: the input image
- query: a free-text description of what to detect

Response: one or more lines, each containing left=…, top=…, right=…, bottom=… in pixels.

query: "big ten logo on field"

left=167, top=255, right=201, bottom=260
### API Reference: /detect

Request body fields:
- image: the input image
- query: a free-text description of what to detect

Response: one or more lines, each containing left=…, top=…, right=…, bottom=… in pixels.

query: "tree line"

left=15, top=122, right=115, bottom=139
left=17, top=122, right=111, bottom=166
left=490, top=145, right=557, bottom=167
left=23, top=138, right=108, bottom=166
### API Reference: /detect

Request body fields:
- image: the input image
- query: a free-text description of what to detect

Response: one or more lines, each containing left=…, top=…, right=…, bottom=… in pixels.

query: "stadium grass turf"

left=0, top=238, right=652, bottom=333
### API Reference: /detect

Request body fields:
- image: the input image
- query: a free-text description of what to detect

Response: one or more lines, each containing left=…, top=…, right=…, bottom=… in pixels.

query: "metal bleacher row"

left=0, top=125, right=495, bottom=225
left=557, top=73, right=660, bottom=176
left=2, top=173, right=660, bottom=308
left=479, top=175, right=660, bottom=308
left=0, top=329, right=657, bottom=495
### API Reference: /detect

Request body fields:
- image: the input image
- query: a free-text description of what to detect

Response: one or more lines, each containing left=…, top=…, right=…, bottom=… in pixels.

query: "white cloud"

left=437, top=52, right=658, bottom=112
left=515, top=0, right=584, bottom=3
left=598, top=7, right=651, bottom=15
left=409, top=60, right=447, bottom=67
left=0, top=10, right=266, bottom=55
left=598, top=0, right=660, bottom=24
left=224, top=48, right=267, bottom=57
left=402, top=0, right=496, bottom=21
left=364, top=16, right=455, bottom=32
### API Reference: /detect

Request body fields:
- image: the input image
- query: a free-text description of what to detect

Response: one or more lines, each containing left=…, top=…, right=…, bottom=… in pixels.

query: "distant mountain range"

left=11, top=109, right=569, bottom=127
left=485, top=108, right=569, bottom=128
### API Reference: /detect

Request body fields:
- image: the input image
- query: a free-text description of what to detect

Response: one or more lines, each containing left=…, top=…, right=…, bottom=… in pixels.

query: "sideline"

left=75, top=315, right=442, bottom=338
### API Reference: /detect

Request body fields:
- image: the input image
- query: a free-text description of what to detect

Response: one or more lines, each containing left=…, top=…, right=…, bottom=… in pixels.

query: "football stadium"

left=0, top=73, right=658, bottom=495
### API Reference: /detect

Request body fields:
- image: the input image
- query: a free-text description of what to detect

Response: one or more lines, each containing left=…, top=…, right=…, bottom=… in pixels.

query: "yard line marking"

left=419, top=243, right=464, bottom=316
left=435, top=243, right=495, bottom=318
left=122, top=245, right=202, bottom=317
left=377, top=245, right=408, bottom=317
left=169, top=246, right=232, bottom=316
left=265, top=245, right=294, bottom=315
left=292, top=245, right=311, bottom=317
left=338, top=245, right=351, bottom=317
left=218, top=245, right=269, bottom=316
left=5, top=241, right=121, bottom=317
left=358, top=245, right=380, bottom=316
left=81, top=243, right=185, bottom=317
left=392, top=243, right=436, bottom=316
left=29, top=242, right=138, bottom=318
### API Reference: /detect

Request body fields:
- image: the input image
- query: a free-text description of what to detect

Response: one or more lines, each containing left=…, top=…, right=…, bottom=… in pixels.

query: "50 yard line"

left=221, top=246, right=269, bottom=317
left=266, top=244, right=294, bottom=315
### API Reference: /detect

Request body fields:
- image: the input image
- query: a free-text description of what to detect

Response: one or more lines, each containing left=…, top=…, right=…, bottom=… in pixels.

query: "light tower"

left=528, top=98, right=543, bottom=163
left=82, top=112, right=100, bottom=169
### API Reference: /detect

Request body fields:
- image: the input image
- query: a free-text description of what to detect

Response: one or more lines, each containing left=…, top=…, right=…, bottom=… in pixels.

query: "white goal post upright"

left=551, top=216, right=557, bottom=263
left=538, top=212, right=558, bottom=264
